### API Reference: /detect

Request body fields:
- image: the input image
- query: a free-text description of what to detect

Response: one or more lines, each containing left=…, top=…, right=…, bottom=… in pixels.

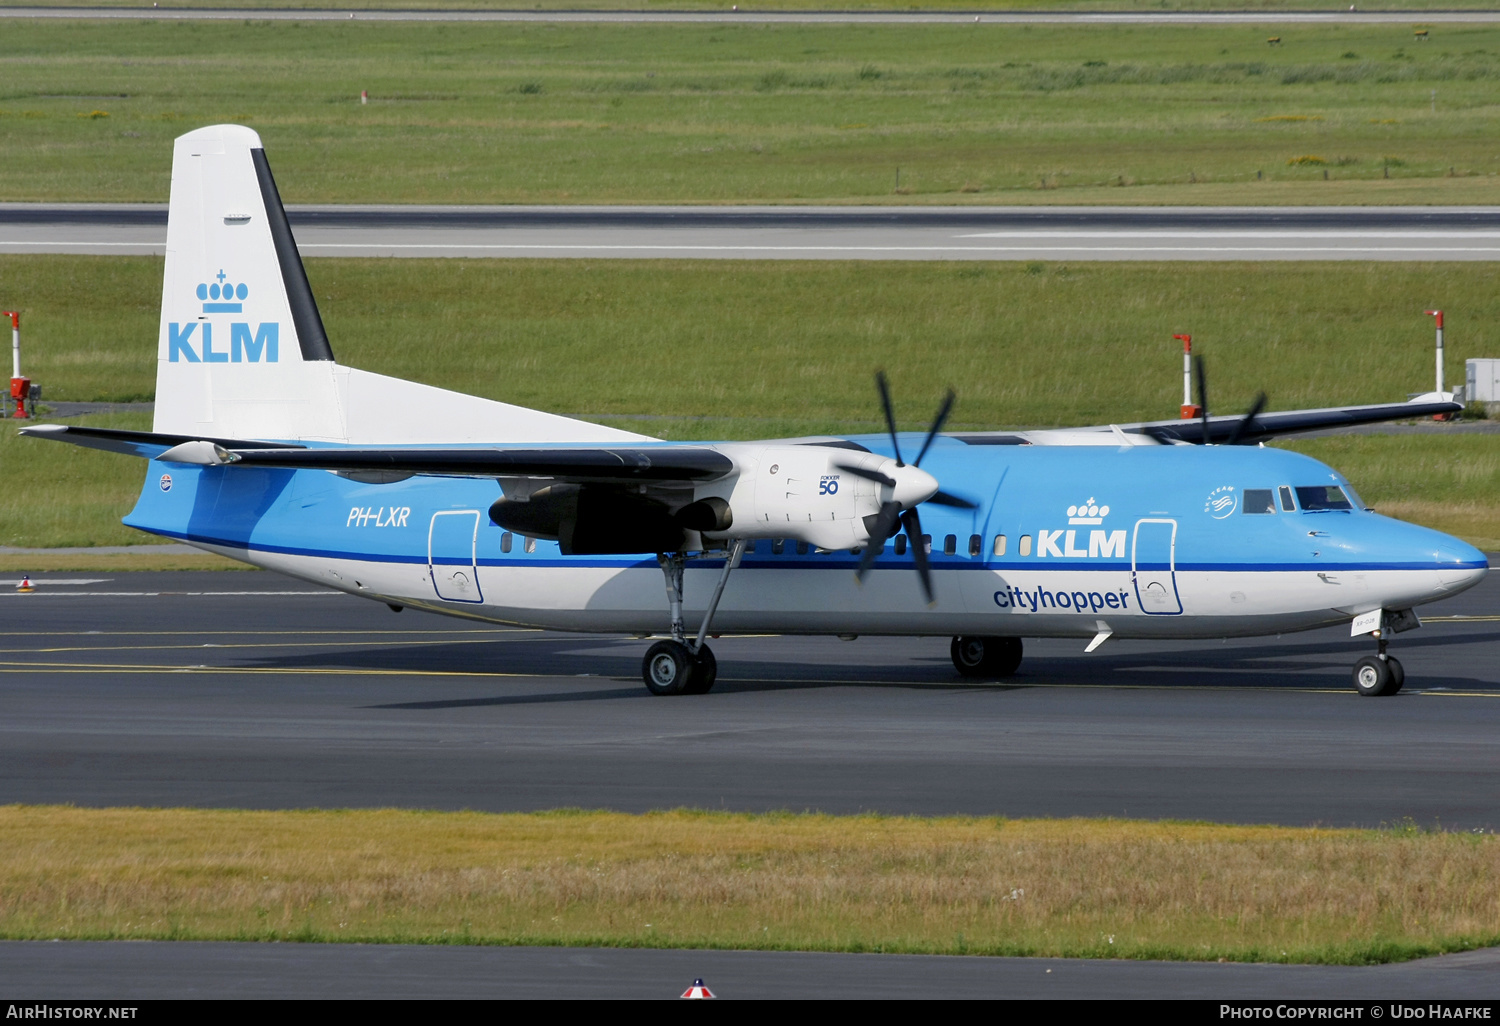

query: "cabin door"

left=1131, top=518, right=1182, bottom=615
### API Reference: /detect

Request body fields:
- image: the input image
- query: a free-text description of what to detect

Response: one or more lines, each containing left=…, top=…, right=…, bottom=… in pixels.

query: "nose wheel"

left=1353, top=653, right=1404, bottom=697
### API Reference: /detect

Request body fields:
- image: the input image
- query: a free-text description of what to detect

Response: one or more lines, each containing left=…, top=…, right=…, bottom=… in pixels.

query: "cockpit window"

left=1295, top=485, right=1354, bottom=511
left=1242, top=489, right=1275, bottom=514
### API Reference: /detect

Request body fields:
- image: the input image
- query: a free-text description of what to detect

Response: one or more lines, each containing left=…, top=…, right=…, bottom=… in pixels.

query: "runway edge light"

left=681, top=978, right=716, bottom=999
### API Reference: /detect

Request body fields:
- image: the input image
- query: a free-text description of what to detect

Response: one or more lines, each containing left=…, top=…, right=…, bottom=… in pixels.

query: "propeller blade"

left=900, top=507, right=934, bottom=605
left=835, top=462, right=898, bottom=489
left=926, top=489, right=979, bottom=510
left=856, top=500, right=902, bottom=581
left=875, top=371, right=904, bottom=467
left=1226, top=392, right=1268, bottom=446
left=912, top=389, right=956, bottom=468
left=1194, top=355, right=1210, bottom=446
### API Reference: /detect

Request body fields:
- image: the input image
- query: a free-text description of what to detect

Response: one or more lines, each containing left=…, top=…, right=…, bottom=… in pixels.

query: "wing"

left=951, top=400, right=1463, bottom=447
left=21, top=424, right=734, bottom=482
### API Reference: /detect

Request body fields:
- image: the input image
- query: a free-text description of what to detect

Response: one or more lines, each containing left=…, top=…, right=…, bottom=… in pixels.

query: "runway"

left=8, top=204, right=1500, bottom=260
left=2, top=568, right=1498, bottom=826
left=6, top=6, right=1500, bottom=24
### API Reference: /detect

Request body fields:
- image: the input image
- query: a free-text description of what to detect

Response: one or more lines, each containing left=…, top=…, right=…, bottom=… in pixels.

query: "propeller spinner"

left=837, top=372, right=977, bottom=604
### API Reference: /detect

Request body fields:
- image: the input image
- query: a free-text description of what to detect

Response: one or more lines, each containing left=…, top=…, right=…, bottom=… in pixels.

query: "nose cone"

left=890, top=464, right=940, bottom=509
left=1432, top=537, right=1489, bottom=594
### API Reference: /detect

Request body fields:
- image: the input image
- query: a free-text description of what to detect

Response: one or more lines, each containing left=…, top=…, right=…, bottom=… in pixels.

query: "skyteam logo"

left=1204, top=485, right=1237, bottom=520
left=169, top=269, right=279, bottom=364
left=197, top=269, right=248, bottom=313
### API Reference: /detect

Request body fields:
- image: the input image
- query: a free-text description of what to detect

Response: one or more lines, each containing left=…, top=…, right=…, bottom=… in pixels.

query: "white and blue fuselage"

left=124, top=439, right=1487, bottom=641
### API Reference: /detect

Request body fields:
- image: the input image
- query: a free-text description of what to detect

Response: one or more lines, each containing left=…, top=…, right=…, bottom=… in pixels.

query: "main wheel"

left=950, top=636, right=1023, bottom=678
left=1353, top=655, right=1398, bottom=697
left=644, top=640, right=694, bottom=696
left=642, top=640, right=716, bottom=696
left=684, top=644, right=718, bottom=695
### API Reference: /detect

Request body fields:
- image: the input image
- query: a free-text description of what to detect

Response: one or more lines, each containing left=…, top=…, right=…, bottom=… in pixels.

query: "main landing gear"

left=950, top=636, right=1024, bottom=678
left=642, top=540, right=745, bottom=696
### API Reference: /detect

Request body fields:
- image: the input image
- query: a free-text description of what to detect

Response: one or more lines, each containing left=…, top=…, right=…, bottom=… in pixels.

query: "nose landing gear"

left=1350, top=609, right=1418, bottom=697
left=642, top=540, right=744, bottom=696
left=1353, top=636, right=1405, bottom=698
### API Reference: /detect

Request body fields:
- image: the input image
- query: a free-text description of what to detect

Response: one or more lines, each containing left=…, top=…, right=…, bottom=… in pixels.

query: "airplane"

left=22, top=125, right=1489, bottom=699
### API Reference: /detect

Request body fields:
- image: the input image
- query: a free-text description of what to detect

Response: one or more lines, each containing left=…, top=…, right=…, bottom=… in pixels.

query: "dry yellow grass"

left=2, top=807, right=1496, bottom=963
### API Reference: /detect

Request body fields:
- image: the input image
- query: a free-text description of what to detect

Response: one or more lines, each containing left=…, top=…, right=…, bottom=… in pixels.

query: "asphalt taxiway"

left=6, top=940, right=1500, bottom=1000
left=2, top=568, right=1497, bottom=826
left=9, top=205, right=1500, bottom=260
left=4, top=567, right=1498, bottom=999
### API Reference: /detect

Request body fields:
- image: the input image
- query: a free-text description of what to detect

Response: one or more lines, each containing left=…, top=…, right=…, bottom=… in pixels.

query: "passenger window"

left=1019, top=534, right=1032, bottom=556
left=772, top=539, right=784, bottom=555
left=944, top=534, right=957, bottom=556
left=524, top=536, right=537, bottom=554
left=968, top=534, right=982, bottom=557
left=501, top=532, right=513, bottom=553
left=1279, top=486, right=1296, bottom=512
left=1295, top=485, right=1353, bottom=511
left=895, top=535, right=908, bottom=556
left=922, top=535, right=933, bottom=554
left=993, top=534, right=1007, bottom=556
left=1242, top=489, right=1275, bottom=514
left=796, top=541, right=809, bottom=555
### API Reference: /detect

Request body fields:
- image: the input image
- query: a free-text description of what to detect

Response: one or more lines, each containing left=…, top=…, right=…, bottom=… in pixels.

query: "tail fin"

left=155, top=124, right=647, bottom=445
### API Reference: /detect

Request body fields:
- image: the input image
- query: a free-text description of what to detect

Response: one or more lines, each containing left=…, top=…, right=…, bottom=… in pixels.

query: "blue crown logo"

left=197, top=269, right=248, bottom=313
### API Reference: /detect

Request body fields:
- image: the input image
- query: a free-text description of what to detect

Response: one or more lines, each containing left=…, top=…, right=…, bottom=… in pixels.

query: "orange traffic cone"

left=17, top=575, right=34, bottom=593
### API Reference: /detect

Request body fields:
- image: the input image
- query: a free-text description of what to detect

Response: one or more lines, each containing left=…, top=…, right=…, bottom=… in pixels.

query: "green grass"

left=19, top=0, right=1500, bottom=9
left=1, top=255, right=1496, bottom=549
left=2, top=807, right=1497, bottom=962
left=5, top=20, right=1500, bottom=203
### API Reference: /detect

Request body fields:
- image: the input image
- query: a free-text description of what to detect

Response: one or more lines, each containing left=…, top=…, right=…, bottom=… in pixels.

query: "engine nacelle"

left=695, top=444, right=925, bottom=551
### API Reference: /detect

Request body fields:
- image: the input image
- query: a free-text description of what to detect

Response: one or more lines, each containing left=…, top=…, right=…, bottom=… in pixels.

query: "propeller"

left=1195, top=354, right=1268, bottom=446
left=1226, top=391, right=1268, bottom=446
left=1194, top=354, right=1210, bottom=446
left=839, top=372, right=977, bottom=604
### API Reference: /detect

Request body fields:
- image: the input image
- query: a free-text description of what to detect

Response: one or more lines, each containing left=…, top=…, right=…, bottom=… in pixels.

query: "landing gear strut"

left=642, top=540, right=745, bottom=696
left=950, top=636, right=1023, bottom=678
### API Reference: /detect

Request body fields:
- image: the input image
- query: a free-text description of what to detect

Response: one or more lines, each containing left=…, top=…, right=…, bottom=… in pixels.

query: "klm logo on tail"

left=169, top=269, right=279, bottom=363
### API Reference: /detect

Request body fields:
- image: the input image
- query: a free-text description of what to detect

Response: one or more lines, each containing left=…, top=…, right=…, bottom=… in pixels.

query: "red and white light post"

left=1174, top=333, right=1199, bottom=419
left=5, top=310, right=27, bottom=419
left=1424, top=309, right=1453, bottom=421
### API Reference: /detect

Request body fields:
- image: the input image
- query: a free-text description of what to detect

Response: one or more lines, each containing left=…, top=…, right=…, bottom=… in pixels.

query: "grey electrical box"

left=1467, top=359, right=1500, bottom=402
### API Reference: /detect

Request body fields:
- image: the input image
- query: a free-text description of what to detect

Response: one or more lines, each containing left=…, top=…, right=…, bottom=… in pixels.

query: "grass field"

left=5, top=20, right=1500, bottom=204
left=2, top=255, right=1496, bottom=550
left=0, top=806, right=1495, bottom=962
left=20, top=0, right=1500, bottom=10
